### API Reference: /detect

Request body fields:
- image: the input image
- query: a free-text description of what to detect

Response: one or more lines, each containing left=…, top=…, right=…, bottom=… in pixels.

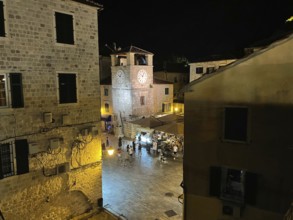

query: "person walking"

left=173, top=144, right=178, bottom=160
left=106, top=137, right=109, bottom=147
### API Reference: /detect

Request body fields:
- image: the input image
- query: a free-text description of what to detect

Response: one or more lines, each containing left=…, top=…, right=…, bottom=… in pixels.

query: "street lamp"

left=107, top=146, right=114, bottom=156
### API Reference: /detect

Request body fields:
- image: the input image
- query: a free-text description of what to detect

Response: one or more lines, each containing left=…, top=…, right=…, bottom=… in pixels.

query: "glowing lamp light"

left=174, top=107, right=178, bottom=112
left=107, top=146, right=114, bottom=156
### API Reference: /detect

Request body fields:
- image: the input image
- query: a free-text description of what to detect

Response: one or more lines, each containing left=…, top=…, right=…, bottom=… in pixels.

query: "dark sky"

left=97, top=0, right=293, bottom=64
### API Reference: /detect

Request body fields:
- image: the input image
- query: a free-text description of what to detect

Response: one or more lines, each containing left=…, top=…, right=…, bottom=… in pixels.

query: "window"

left=58, top=73, right=77, bottom=104
left=135, top=54, right=147, bottom=65
left=0, top=0, right=5, bottom=37
left=0, top=74, right=7, bottom=106
left=165, top=88, right=169, bottom=95
left=55, top=12, right=74, bottom=44
left=206, top=67, right=215, bottom=74
left=0, top=73, right=24, bottom=108
left=209, top=166, right=258, bottom=205
left=0, top=139, right=29, bottom=179
left=196, top=67, right=203, bottom=74
left=104, top=88, right=108, bottom=96
left=105, top=103, right=109, bottom=112
left=140, top=96, right=145, bottom=105
left=223, top=107, right=248, bottom=142
left=162, top=103, right=171, bottom=112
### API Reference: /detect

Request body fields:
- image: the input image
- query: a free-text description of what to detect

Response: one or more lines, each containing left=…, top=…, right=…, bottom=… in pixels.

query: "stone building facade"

left=183, top=33, right=293, bottom=220
left=0, top=0, right=104, bottom=219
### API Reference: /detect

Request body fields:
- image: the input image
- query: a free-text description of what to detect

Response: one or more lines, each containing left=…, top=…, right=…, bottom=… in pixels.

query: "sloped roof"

left=72, top=0, right=103, bottom=8
left=180, top=32, right=293, bottom=94
left=131, top=114, right=183, bottom=129
left=112, top=46, right=153, bottom=55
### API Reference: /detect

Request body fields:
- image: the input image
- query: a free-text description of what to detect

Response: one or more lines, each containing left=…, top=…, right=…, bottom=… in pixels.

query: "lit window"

left=196, top=67, right=203, bottom=74
left=0, top=73, right=24, bottom=108
left=0, top=140, right=29, bottom=179
left=0, top=0, right=5, bottom=37
left=165, top=88, right=169, bottom=95
left=140, top=96, right=145, bottom=105
left=55, top=12, right=74, bottom=44
left=58, top=73, right=77, bottom=104
left=223, top=107, right=248, bottom=142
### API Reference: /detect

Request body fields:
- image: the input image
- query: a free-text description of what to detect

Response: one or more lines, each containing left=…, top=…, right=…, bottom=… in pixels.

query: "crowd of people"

left=103, top=130, right=184, bottom=165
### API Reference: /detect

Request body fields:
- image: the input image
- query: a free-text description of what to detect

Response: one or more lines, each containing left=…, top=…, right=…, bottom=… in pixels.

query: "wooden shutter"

left=15, top=139, right=29, bottom=175
left=209, top=166, right=222, bottom=197
left=244, top=172, right=258, bottom=205
left=10, top=73, right=24, bottom=108
left=0, top=1, right=5, bottom=37
left=55, top=12, right=74, bottom=44
left=58, top=74, right=77, bottom=103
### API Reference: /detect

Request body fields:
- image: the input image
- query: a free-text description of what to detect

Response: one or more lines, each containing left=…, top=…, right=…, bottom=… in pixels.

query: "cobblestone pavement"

left=101, top=133, right=183, bottom=220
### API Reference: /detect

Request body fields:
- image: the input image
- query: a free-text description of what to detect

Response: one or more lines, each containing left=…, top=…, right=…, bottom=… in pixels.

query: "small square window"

left=55, top=12, right=74, bottom=45
left=196, top=67, right=203, bottom=74
left=58, top=73, right=77, bottom=104
left=223, top=107, right=248, bottom=142
left=165, top=88, right=169, bottom=95
left=206, top=67, right=215, bottom=74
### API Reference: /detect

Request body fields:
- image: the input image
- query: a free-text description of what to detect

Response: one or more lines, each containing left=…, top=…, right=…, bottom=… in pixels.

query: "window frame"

left=57, top=72, right=78, bottom=105
left=0, top=73, right=9, bottom=108
left=195, top=67, right=203, bottom=74
left=0, top=0, right=6, bottom=38
left=0, top=72, right=24, bottom=109
left=54, top=11, right=75, bottom=45
left=165, top=88, right=169, bottom=95
left=104, top=102, right=109, bottom=112
left=0, top=139, right=29, bottom=179
left=222, top=106, right=250, bottom=144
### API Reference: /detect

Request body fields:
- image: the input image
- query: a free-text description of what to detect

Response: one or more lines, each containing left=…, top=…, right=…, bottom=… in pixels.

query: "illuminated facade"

left=100, top=46, right=174, bottom=136
left=183, top=33, right=293, bottom=220
left=0, top=0, right=104, bottom=219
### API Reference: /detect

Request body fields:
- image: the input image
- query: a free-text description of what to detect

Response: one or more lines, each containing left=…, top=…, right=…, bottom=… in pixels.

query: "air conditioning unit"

left=29, top=142, right=40, bottom=155
left=43, top=112, right=52, bottom=123
left=49, top=138, right=60, bottom=150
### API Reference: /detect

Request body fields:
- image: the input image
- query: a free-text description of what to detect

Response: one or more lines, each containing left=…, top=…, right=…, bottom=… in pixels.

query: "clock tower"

left=110, top=46, right=154, bottom=126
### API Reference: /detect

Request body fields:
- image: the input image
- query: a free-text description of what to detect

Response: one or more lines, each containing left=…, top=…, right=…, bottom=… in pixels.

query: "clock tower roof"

left=111, top=45, right=153, bottom=55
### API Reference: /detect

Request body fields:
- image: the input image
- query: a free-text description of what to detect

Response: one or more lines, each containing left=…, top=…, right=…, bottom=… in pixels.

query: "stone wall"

left=0, top=0, right=103, bottom=219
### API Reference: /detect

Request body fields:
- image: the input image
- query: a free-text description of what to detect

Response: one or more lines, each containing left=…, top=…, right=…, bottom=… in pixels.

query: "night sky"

left=97, top=0, right=293, bottom=65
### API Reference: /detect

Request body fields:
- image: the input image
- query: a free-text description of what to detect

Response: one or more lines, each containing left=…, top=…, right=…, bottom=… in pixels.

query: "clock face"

left=116, top=70, right=125, bottom=84
left=137, top=69, right=148, bottom=84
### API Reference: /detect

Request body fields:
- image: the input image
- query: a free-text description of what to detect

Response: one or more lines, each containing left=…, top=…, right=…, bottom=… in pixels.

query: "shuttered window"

left=0, top=1, right=5, bottom=37
left=15, top=139, right=29, bottom=175
left=0, top=140, right=29, bottom=179
left=10, top=73, right=24, bottom=108
left=55, top=12, right=74, bottom=44
left=58, top=73, right=77, bottom=104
